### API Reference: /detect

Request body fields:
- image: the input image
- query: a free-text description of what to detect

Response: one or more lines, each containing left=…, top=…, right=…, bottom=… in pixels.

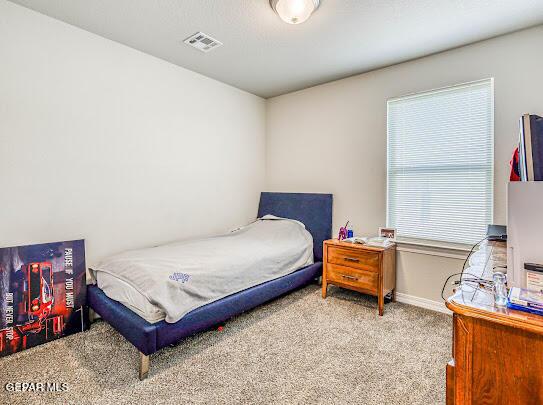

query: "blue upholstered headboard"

left=257, top=192, right=333, bottom=263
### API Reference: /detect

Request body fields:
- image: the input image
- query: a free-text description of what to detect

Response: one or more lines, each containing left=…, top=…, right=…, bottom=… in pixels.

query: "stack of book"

left=508, top=287, right=543, bottom=316
left=519, top=114, right=543, bottom=181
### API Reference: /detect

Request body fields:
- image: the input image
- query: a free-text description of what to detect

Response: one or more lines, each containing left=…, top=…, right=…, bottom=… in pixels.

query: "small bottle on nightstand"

left=347, top=224, right=354, bottom=239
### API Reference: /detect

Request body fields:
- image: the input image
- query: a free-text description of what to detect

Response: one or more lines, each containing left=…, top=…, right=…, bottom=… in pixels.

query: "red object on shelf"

left=510, top=147, right=521, bottom=181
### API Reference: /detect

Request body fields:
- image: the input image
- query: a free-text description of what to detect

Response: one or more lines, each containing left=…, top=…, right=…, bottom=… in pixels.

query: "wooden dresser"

left=322, top=239, right=396, bottom=316
left=446, top=240, right=543, bottom=405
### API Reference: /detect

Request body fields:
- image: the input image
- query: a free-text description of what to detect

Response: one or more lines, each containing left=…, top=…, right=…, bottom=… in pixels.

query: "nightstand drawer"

left=327, top=246, right=380, bottom=272
left=326, top=263, right=378, bottom=293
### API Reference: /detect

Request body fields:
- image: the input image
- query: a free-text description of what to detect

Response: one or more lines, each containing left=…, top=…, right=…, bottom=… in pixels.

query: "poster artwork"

left=0, top=240, right=88, bottom=357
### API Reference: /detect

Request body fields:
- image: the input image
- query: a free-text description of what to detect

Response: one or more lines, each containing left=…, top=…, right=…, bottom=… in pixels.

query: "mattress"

left=96, top=271, right=165, bottom=323
left=91, top=215, right=313, bottom=323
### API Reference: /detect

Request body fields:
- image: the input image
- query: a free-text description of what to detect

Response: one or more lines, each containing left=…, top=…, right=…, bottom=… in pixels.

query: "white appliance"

left=507, top=182, right=543, bottom=288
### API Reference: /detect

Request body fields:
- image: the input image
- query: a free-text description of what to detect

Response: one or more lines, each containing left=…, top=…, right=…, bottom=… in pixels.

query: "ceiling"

left=9, top=0, right=543, bottom=98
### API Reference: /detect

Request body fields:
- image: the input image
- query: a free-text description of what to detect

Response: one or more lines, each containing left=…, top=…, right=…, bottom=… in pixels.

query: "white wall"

left=266, top=25, right=543, bottom=304
left=0, top=1, right=266, bottom=266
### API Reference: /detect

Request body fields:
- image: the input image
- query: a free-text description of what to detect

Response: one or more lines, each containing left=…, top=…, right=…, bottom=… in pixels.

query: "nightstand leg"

left=322, top=245, right=328, bottom=298
left=322, top=261, right=328, bottom=298
left=391, top=289, right=396, bottom=302
left=378, top=293, right=384, bottom=316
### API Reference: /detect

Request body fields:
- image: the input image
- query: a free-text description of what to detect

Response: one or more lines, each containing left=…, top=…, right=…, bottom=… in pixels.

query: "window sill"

left=395, top=237, right=471, bottom=260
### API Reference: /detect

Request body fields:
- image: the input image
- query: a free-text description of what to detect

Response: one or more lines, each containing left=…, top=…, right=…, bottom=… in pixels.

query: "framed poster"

left=378, top=227, right=397, bottom=240
left=0, top=240, right=87, bottom=357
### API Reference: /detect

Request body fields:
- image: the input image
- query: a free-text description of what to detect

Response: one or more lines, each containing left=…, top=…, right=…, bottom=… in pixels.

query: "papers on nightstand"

left=342, top=236, right=394, bottom=248
left=342, top=236, right=367, bottom=244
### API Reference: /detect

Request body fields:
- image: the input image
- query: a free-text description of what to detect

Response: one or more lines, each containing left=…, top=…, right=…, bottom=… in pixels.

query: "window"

left=387, top=79, right=494, bottom=245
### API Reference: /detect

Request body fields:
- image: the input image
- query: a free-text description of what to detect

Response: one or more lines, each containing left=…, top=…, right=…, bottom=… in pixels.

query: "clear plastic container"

left=493, top=272, right=508, bottom=307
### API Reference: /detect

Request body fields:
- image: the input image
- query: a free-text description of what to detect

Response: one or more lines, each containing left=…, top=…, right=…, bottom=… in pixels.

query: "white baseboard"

left=395, top=292, right=452, bottom=315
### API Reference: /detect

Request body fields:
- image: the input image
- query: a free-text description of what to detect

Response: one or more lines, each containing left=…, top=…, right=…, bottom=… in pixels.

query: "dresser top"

left=446, top=240, right=543, bottom=334
left=324, top=239, right=396, bottom=252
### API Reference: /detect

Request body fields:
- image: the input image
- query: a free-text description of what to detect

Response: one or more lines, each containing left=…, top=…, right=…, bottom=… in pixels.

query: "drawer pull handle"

left=341, top=274, right=358, bottom=281
left=344, top=257, right=360, bottom=263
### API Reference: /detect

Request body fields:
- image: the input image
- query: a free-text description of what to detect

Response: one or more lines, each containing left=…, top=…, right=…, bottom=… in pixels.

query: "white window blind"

left=387, top=79, right=494, bottom=245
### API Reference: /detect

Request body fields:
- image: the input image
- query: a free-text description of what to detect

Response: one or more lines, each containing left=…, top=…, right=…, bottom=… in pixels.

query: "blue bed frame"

left=87, top=192, right=333, bottom=379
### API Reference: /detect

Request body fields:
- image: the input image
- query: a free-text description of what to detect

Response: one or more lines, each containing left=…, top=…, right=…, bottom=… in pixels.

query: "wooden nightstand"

left=322, top=239, right=396, bottom=316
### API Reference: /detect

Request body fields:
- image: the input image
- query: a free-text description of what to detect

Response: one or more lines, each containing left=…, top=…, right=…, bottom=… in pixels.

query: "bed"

left=87, top=192, right=333, bottom=380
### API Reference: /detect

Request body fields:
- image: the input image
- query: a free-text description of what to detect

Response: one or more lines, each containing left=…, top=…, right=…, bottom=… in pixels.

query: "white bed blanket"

left=90, top=216, right=313, bottom=323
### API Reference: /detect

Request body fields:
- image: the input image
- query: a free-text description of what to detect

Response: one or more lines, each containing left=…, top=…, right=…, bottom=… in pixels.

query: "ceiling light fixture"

left=270, top=0, right=320, bottom=25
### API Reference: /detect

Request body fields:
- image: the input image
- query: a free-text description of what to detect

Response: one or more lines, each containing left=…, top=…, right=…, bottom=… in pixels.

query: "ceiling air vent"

left=183, top=32, right=223, bottom=53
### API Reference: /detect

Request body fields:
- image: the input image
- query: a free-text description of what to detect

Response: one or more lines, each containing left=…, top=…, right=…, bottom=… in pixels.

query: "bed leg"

left=139, top=353, right=150, bottom=381
left=89, top=308, right=96, bottom=323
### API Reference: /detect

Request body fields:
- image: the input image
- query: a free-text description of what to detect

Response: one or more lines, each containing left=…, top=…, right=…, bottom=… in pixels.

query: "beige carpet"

left=0, top=285, right=451, bottom=405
